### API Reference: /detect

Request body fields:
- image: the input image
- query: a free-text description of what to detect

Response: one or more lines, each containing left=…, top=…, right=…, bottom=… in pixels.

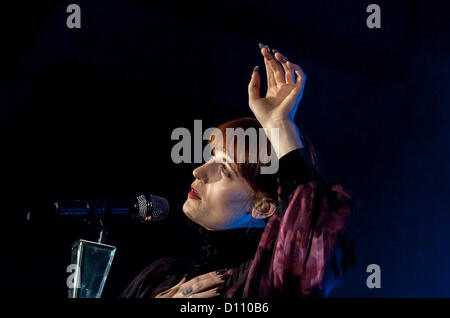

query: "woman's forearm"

left=262, top=119, right=304, bottom=159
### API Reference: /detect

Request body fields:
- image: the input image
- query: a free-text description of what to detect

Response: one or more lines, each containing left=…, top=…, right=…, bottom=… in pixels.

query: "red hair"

left=209, top=117, right=319, bottom=205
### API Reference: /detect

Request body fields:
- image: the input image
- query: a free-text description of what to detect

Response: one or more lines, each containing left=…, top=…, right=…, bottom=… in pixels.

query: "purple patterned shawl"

left=222, top=180, right=353, bottom=298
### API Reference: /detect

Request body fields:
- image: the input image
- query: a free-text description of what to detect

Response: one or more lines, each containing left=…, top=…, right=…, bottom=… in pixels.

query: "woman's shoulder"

left=288, top=179, right=353, bottom=209
left=276, top=179, right=354, bottom=245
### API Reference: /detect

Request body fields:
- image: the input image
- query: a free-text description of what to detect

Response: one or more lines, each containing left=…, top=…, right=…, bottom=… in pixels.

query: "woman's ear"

left=251, top=198, right=277, bottom=219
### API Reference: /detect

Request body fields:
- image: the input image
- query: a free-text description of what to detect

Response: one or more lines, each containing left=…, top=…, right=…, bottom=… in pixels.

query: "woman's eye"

left=220, top=164, right=231, bottom=177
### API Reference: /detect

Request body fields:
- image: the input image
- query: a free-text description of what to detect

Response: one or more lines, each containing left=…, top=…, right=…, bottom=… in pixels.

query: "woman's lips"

left=188, top=187, right=201, bottom=200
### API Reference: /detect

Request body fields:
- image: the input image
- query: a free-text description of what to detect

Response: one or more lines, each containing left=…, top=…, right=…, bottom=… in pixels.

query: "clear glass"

left=68, top=239, right=116, bottom=298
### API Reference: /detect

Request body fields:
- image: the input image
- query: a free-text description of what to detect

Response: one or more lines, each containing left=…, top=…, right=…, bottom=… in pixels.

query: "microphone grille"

left=136, top=194, right=169, bottom=222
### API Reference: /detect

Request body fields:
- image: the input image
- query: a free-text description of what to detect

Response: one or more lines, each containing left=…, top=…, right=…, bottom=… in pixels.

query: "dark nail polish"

left=258, top=43, right=265, bottom=50
left=220, top=273, right=231, bottom=281
left=253, top=65, right=259, bottom=72
left=273, top=50, right=288, bottom=61
left=216, top=268, right=227, bottom=275
left=264, top=45, right=270, bottom=51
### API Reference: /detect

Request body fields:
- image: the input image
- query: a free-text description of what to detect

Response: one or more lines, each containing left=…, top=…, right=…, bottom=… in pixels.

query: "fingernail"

left=216, top=269, right=227, bottom=275
left=253, top=65, right=259, bottom=73
left=273, top=49, right=288, bottom=62
left=258, top=43, right=265, bottom=50
left=264, top=44, right=270, bottom=52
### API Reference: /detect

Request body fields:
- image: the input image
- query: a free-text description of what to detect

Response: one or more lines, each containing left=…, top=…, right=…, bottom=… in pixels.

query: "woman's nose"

left=193, top=163, right=207, bottom=182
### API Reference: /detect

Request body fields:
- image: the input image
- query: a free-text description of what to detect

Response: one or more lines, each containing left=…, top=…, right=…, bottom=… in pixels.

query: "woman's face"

left=182, top=146, right=256, bottom=231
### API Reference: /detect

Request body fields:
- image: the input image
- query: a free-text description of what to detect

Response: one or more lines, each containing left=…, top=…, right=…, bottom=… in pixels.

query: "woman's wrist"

left=261, top=119, right=304, bottom=159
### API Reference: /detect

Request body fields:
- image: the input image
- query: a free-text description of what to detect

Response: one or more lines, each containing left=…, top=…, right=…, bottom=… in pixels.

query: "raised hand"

left=247, top=43, right=306, bottom=159
left=248, top=43, right=306, bottom=126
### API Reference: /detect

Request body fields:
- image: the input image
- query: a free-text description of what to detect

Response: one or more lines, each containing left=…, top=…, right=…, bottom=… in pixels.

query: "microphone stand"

left=85, top=212, right=112, bottom=245
left=68, top=206, right=117, bottom=298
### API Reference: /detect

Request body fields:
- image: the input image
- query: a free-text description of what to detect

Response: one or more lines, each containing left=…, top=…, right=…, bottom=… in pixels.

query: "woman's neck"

left=186, top=226, right=264, bottom=279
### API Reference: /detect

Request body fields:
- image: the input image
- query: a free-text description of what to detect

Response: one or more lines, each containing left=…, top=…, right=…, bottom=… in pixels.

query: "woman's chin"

left=184, top=211, right=193, bottom=221
left=182, top=202, right=195, bottom=221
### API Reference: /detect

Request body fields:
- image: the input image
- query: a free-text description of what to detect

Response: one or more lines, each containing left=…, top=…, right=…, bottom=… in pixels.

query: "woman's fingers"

left=177, top=270, right=227, bottom=297
left=285, top=61, right=305, bottom=85
left=260, top=45, right=285, bottom=86
left=188, top=276, right=223, bottom=294
left=187, top=287, right=221, bottom=298
left=292, top=66, right=306, bottom=94
left=273, top=51, right=295, bottom=84
left=248, top=65, right=261, bottom=103
left=285, top=68, right=306, bottom=107
left=259, top=44, right=276, bottom=89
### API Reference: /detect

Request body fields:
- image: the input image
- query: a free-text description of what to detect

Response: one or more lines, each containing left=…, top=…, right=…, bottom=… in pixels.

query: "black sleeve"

left=277, top=147, right=321, bottom=200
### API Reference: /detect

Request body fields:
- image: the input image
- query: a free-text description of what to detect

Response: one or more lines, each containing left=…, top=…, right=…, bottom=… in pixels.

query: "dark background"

left=0, top=0, right=449, bottom=297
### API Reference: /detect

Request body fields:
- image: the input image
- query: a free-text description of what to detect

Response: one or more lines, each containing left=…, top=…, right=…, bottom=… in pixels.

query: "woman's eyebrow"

left=220, top=155, right=238, bottom=176
left=212, top=150, right=238, bottom=175
left=224, top=162, right=238, bottom=176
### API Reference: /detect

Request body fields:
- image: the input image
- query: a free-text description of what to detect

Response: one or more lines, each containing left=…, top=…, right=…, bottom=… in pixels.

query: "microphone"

left=53, top=194, right=169, bottom=223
